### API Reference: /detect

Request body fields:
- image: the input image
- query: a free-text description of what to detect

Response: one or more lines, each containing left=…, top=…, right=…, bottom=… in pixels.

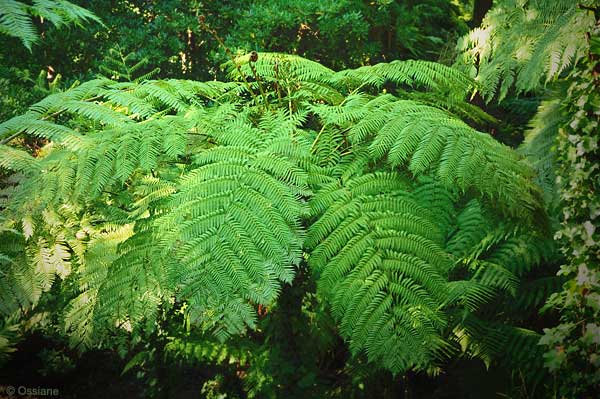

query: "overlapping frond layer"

left=307, top=172, right=452, bottom=371
left=226, top=52, right=475, bottom=108
left=63, top=223, right=133, bottom=348
left=447, top=199, right=555, bottom=290
left=1, top=120, right=189, bottom=216
left=98, top=227, right=165, bottom=325
left=455, top=0, right=595, bottom=101
left=225, top=52, right=344, bottom=106
left=0, top=77, right=311, bottom=342
left=0, top=218, right=35, bottom=315
left=5, top=111, right=309, bottom=342
left=444, top=198, right=558, bottom=369
left=0, top=79, right=244, bottom=213
left=0, top=78, right=236, bottom=144
left=439, top=208, right=557, bottom=384
left=0, top=51, right=554, bottom=377
left=0, top=211, right=76, bottom=317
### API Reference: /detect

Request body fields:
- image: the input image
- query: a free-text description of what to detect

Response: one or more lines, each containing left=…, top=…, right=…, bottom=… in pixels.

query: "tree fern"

left=0, top=53, right=553, bottom=379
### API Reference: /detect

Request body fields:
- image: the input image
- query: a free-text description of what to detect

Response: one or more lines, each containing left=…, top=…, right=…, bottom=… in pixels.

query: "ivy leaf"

left=542, top=348, right=567, bottom=372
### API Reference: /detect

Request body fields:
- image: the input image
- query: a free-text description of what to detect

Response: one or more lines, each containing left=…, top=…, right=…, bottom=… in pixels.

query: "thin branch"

left=197, top=15, right=260, bottom=105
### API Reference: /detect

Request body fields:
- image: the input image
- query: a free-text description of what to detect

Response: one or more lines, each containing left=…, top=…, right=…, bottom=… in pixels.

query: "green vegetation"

left=0, top=1, right=597, bottom=398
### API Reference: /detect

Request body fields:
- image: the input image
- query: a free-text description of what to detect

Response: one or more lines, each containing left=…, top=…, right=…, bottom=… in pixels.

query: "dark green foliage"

left=227, top=0, right=468, bottom=68
left=455, top=0, right=600, bottom=395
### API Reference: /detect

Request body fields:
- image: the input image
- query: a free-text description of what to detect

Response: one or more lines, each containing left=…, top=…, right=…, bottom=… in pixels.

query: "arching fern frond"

left=519, top=98, right=564, bottom=205
left=227, top=52, right=336, bottom=85
left=330, top=59, right=473, bottom=98
left=317, top=96, right=542, bottom=218
left=307, top=172, right=452, bottom=372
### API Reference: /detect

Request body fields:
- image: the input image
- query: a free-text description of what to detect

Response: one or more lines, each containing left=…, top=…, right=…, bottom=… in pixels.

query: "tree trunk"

left=472, top=0, right=493, bottom=27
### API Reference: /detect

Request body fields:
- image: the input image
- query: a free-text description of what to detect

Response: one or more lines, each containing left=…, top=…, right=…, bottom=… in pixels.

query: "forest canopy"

left=0, top=1, right=598, bottom=398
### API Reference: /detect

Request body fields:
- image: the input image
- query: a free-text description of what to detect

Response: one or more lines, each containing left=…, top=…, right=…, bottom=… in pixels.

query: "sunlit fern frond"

left=455, top=0, right=595, bottom=102
left=0, top=0, right=101, bottom=50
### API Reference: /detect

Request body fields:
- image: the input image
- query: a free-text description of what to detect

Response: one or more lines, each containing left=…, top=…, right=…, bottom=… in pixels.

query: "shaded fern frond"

left=519, top=98, right=564, bottom=205
left=98, top=46, right=160, bottom=83
left=451, top=313, right=544, bottom=376
left=96, top=227, right=165, bottom=331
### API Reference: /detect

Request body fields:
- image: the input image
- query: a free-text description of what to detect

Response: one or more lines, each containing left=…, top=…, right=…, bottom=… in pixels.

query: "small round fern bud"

left=198, top=15, right=206, bottom=24
left=75, top=230, right=88, bottom=240
left=250, top=51, right=258, bottom=62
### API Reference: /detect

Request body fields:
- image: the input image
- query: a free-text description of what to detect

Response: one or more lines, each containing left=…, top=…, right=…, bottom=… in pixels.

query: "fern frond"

left=450, top=313, right=545, bottom=381
left=307, top=172, right=451, bottom=372
left=154, top=119, right=308, bottom=337
left=0, top=316, right=20, bottom=364
left=227, top=52, right=336, bottom=85
left=0, top=0, right=101, bottom=50
left=330, top=59, right=473, bottom=98
left=519, top=98, right=563, bottom=205
left=331, top=97, right=542, bottom=217
left=455, top=0, right=595, bottom=101
left=0, top=144, right=39, bottom=173
left=0, top=0, right=37, bottom=49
